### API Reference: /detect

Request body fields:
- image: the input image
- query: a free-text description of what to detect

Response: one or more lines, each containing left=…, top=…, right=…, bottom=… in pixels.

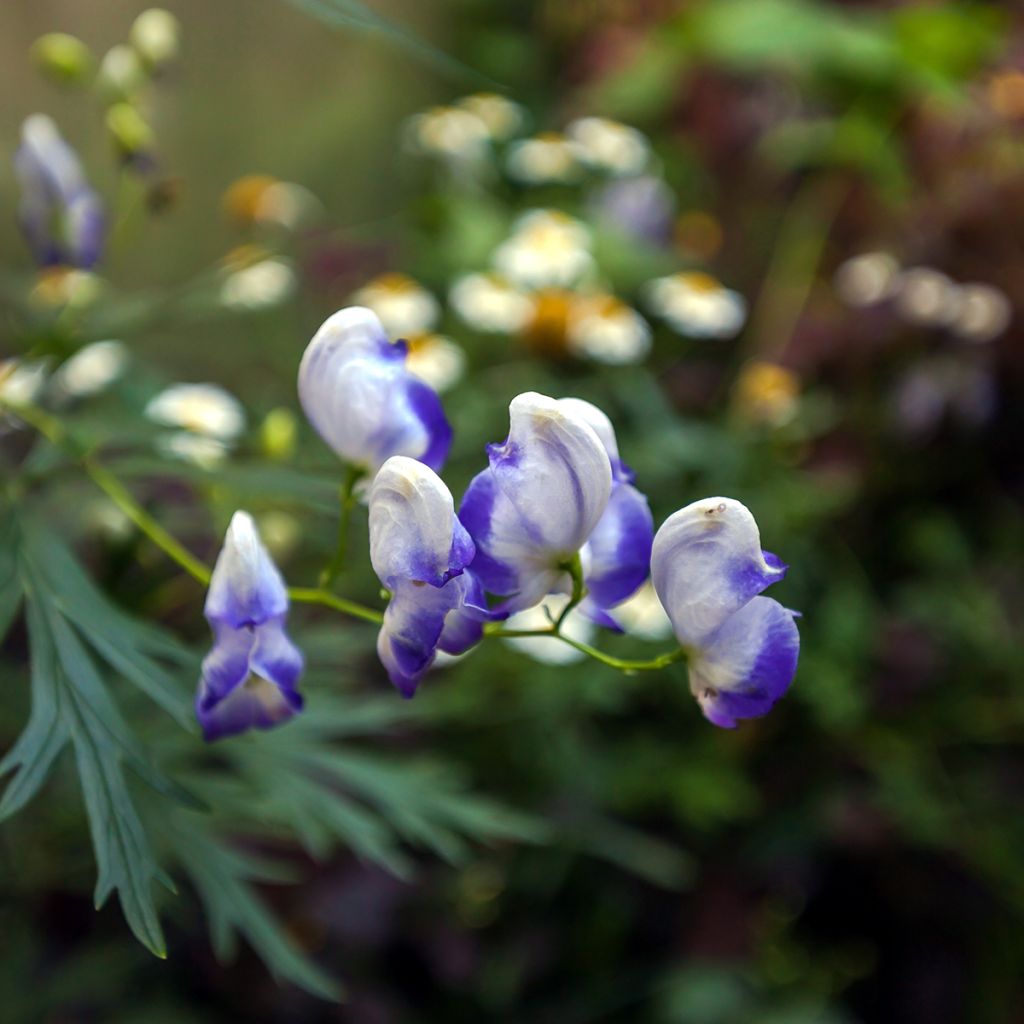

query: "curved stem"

left=488, top=624, right=687, bottom=673
left=287, top=586, right=384, bottom=625
left=319, top=464, right=365, bottom=589
left=553, top=552, right=586, bottom=630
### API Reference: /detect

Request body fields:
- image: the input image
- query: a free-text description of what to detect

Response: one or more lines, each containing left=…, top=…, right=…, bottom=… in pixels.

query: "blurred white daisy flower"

left=222, top=175, right=322, bottom=231
left=566, top=117, right=649, bottom=177
left=404, top=334, right=466, bottom=393
left=457, top=93, right=524, bottom=140
left=506, top=132, right=583, bottom=185
left=0, top=359, right=48, bottom=407
left=145, top=383, right=246, bottom=441
left=951, top=283, right=1011, bottom=343
left=406, top=106, right=490, bottom=163
left=221, top=258, right=295, bottom=310
left=449, top=272, right=533, bottom=333
left=502, top=594, right=595, bottom=665
left=610, top=581, right=673, bottom=641
left=157, top=431, right=230, bottom=469
left=352, top=272, right=440, bottom=337
left=566, top=294, right=651, bottom=365
left=494, top=210, right=593, bottom=288
left=52, top=340, right=127, bottom=399
left=834, top=252, right=901, bottom=307
left=645, top=272, right=747, bottom=339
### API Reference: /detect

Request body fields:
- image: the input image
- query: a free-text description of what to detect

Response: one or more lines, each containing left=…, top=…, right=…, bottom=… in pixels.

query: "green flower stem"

left=287, top=586, right=384, bottom=624
left=488, top=624, right=687, bottom=673
left=553, top=552, right=586, bottom=630
left=319, top=464, right=365, bottom=590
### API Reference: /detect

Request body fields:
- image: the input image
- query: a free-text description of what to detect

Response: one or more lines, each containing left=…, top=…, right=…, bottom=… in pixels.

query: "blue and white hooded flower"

left=14, top=115, right=104, bottom=269
left=298, top=306, right=452, bottom=478
left=459, top=392, right=613, bottom=614
left=370, top=456, right=488, bottom=697
left=651, top=498, right=799, bottom=728
left=557, top=398, right=654, bottom=627
left=197, top=511, right=304, bottom=740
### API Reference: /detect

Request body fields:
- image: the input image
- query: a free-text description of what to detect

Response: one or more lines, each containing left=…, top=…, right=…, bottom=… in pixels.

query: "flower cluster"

left=196, top=306, right=800, bottom=740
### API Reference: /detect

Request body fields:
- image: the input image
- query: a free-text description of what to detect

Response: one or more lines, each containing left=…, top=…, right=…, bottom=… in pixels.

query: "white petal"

left=651, top=497, right=786, bottom=647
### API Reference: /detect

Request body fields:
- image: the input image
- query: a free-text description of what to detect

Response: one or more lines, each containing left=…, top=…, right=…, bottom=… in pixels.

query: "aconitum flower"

left=558, top=398, right=654, bottom=625
left=460, top=392, right=612, bottom=613
left=197, top=511, right=304, bottom=740
left=370, top=457, right=488, bottom=696
left=14, top=115, right=104, bottom=269
left=298, top=306, right=452, bottom=476
left=651, top=498, right=799, bottom=728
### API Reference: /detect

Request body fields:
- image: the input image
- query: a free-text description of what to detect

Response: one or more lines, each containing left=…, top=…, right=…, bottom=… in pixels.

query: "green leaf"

left=0, top=513, right=203, bottom=956
left=283, top=0, right=494, bottom=86
left=0, top=504, right=23, bottom=643
left=168, top=823, right=342, bottom=1001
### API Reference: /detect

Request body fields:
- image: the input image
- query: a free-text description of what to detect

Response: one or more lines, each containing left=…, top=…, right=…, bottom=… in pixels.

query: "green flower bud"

left=261, top=407, right=298, bottom=462
left=31, top=33, right=94, bottom=86
left=106, top=102, right=155, bottom=159
left=96, top=44, right=146, bottom=101
left=130, top=8, right=181, bottom=67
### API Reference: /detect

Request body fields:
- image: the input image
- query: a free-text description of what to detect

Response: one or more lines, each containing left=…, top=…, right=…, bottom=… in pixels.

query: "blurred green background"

left=2, top=1, right=1023, bottom=1021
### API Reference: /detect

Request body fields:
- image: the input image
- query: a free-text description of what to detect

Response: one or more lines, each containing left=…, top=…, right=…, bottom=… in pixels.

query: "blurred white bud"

left=130, top=8, right=181, bottom=67
left=450, top=273, right=533, bottom=333
left=97, top=44, right=146, bottom=100
left=951, top=283, right=1011, bottom=343
left=893, top=267, right=962, bottom=327
left=834, top=252, right=900, bottom=307
left=502, top=594, right=595, bottom=665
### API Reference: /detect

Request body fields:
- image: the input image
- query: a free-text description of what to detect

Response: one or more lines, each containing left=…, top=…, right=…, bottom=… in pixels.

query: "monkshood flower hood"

left=196, top=511, right=304, bottom=740
left=370, top=456, right=489, bottom=697
left=14, top=114, right=104, bottom=269
left=298, top=306, right=452, bottom=478
left=651, top=498, right=799, bottom=728
left=459, top=392, right=614, bottom=613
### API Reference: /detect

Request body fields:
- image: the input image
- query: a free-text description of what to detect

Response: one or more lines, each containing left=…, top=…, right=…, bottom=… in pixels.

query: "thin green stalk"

left=287, top=586, right=383, bottom=625
left=553, top=552, right=586, bottom=630
left=319, top=464, right=365, bottom=589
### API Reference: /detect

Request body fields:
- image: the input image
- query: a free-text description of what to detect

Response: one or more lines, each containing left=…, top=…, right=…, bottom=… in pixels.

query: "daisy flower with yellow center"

left=645, top=271, right=747, bottom=339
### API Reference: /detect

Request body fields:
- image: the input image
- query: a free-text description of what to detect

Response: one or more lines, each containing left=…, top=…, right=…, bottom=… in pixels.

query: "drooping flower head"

left=370, top=457, right=488, bottom=696
left=459, top=392, right=612, bottom=613
left=197, top=511, right=304, bottom=740
left=298, top=306, right=452, bottom=477
left=651, top=498, right=799, bottom=728
left=557, top=398, right=654, bottom=626
left=14, top=114, right=105, bottom=269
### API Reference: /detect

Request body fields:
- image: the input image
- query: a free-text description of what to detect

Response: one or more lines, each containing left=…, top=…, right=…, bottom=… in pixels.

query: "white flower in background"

left=0, top=359, right=48, bottom=406
left=506, top=132, right=583, bottom=185
left=222, top=175, right=322, bottom=231
left=449, top=272, right=534, bottom=333
left=610, top=580, right=673, bottom=641
left=52, top=340, right=127, bottom=399
left=834, top=252, right=901, bottom=307
left=406, top=106, right=490, bottom=163
left=221, top=258, right=295, bottom=310
left=494, top=210, right=594, bottom=288
left=502, top=594, right=595, bottom=665
left=566, top=117, right=649, bottom=177
left=457, top=93, right=524, bottom=140
left=645, top=272, right=747, bottom=339
left=566, top=294, right=651, bottom=364
left=145, top=383, right=246, bottom=441
left=157, top=432, right=230, bottom=469
left=351, top=272, right=440, bottom=337
left=892, top=267, right=962, bottom=327
left=405, top=335, right=466, bottom=393
left=97, top=44, right=145, bottom=100
left=30, top=268, right=103, bottom=309
left=951, top=283, right=1011, bottom=343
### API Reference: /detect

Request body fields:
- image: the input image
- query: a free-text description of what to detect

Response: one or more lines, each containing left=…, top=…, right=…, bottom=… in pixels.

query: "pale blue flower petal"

left=650, top=497, right=787, bottom=648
